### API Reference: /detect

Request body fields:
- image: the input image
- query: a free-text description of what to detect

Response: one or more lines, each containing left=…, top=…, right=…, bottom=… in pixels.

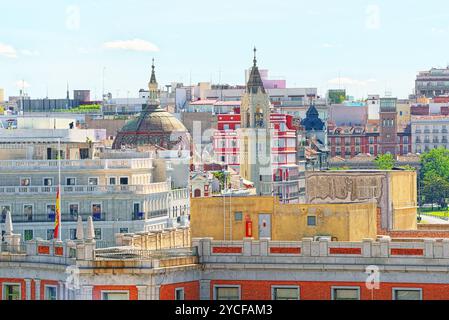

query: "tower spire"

left=246, top=47, right=265, bottom=94
left=148, top=58, right=159, bottom=104
left=253, top=46, right=257, bottom=67
left=150, top=58, right=157, bottom=84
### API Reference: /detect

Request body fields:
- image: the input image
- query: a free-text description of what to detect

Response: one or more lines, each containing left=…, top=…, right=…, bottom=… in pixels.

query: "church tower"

left=239, top=48, right=273, bottom=195
left=148, top=58, right=159, bottom=104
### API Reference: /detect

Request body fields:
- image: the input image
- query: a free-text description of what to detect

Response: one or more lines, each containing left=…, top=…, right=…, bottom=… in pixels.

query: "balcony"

left=132, top=211, right=145, bottom=220
left=433, top=129, right=440, bottom=133
left=415, top=129, right=422, bottom=134
left=0, top=158, right=153, bottom=170
left=424, top=129, right=431, bottom=133
left=415, top=138, right=421, bottom=143
left=424, top=139, right=430, bottom=143
left=3, top=212, right=106, bottom=223
left=442, top=129, right=448, bottom=133
left=0, top=182, right=170, bottom=195
left=433, top=139, right=440, bottom=143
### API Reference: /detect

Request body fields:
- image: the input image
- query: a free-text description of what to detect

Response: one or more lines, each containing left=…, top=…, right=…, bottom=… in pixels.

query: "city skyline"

left=2, top=0, right=449, bottom=99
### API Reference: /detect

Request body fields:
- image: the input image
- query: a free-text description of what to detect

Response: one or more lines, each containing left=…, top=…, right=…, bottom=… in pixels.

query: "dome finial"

left=253, top=46, right=257, bottom=67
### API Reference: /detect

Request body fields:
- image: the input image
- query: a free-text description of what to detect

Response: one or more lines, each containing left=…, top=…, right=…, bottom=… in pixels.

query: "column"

left=81, top=285, right=93, bottom=300
left=200, top=280, right=211, bottom=300
left=136, top=285, right=148, bottom=300
left=25, top=279, right=32, bottom=300
left=59, top=281, right=65, bottom=300
left=35, top=279, right=41, bottom=300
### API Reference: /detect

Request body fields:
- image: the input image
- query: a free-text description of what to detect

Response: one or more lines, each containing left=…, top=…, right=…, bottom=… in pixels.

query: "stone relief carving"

left=306, top=174, right=384, bottom=203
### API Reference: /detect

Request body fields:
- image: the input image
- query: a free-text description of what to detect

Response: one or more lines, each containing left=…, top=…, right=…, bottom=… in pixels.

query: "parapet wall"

left=193, top=236, right=449, bottom=264
left=116, top=227, right=190, bottom=250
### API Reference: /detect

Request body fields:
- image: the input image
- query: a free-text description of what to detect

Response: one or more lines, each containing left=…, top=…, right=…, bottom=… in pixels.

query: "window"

left=24, top=229, right=33, bottom=241
left=43, top=178, right=53, bottom=186
left=215, top=286, right=240, bottom=300
left=47, top=204, right=56, bottom=216
left=119, top=228, right=129, bottom=234
left=88, top=177, right=98, bottom=185
left=20, top=177, right=31, bottom=186
left=109, top=177, right=117, bottom=185
left=44, top=286, right=57, bottom=300
left=332, top=287, right=360, bottom=300
left=66, top=177, right=76, bottom=186
left=175, top=288, right=185, bottom=300
left=393, top=288, right=422, bottom=300
left=3, top=284, right=21, bottom=300
left=92, top=203, right=102, bottom=217
left=101, top=291, right=129, bottom=300
left=69, top=229, right=77, bottom=240
left=69, top=203, right=79, bottom=217
left=23, top=205, right=33, bottom=221
left=234, top=212, right=243, bottom=221
left=307, top=216, right=316, bottom=226
left=272, top=287, right=299, bottom=300
left=1, top=205, right=11, bottom=222
left=119, top=177, right=129, bottom=185
left=94, top=228, right=102, bottom=240
left=47, top=229, right=54, bottom=240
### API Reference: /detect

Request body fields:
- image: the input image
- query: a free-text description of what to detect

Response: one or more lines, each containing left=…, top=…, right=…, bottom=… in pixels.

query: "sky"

left=1, top=0, right=449, bottom=100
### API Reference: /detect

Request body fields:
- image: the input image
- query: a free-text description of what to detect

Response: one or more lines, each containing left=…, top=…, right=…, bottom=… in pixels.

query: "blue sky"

left=1, top=0, right=449, bottom=100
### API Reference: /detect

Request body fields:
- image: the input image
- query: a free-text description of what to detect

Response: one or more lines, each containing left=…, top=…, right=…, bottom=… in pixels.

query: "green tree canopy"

left=374, top=153, right=395, bottom=170
left=420, top=147, right=449, bottom=207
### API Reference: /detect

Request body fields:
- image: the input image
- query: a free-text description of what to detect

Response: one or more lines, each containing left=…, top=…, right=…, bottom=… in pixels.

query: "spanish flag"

left=54, top=186, right=61, bottom=239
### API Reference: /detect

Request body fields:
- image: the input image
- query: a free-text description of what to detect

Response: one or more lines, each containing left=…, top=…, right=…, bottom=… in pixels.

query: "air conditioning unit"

left=314, top=236, right=332, bottom=241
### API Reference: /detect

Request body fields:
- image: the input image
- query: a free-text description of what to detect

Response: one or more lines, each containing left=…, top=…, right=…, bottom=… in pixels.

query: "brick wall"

left=160, top=281, right=200, bottom=300
left=209, top=280, right=449, bottom=300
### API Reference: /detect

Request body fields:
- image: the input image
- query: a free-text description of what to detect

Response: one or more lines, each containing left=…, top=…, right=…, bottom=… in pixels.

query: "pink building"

left=213, top=111, right=303, bottom=202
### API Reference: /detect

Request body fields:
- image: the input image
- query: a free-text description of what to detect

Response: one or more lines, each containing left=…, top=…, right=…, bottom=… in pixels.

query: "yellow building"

left=397, top=100, right=411, bottom=129
left=191, top=170, right=418, bottom=242
left=191, top=196, right=378, bottom=241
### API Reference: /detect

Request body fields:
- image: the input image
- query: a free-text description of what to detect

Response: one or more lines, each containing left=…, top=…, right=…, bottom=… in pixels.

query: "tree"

left=420, top=147, right=449, bottom=207
left=374, top=154, right=395, bottom=170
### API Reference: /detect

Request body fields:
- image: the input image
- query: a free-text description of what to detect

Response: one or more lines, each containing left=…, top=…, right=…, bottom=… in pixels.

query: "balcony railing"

left=0, top=183, right=169, bottom=195
left=2, top=212, right=106, bottom=223
left=132, top=211, right=145, bottom=220
left=0, top=159, right=153, bottom=170
left=424, top=129, right=431, bottom=133
left=415, top=130, right=422, bottom=133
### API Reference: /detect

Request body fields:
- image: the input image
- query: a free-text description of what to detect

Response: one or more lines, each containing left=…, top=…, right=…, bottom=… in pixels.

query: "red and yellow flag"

left=54, top=186, right=61, bottom=239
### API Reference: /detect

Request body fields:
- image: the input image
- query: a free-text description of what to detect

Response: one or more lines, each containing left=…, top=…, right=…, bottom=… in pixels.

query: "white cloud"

left=15, top=80, right=31, bottom=89
left=20, top=49, right=40, bottom=56
left=328, top=77, right=377, bottom=87
left=0, top=43, right=17, bottom=58
left=103, top=39, right=160, bottom=52
left=431, top=27, right=447, bottom=34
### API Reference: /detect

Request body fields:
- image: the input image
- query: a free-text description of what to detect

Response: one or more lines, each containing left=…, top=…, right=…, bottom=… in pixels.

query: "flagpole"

left=58, top=137, right=62, bottom=241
